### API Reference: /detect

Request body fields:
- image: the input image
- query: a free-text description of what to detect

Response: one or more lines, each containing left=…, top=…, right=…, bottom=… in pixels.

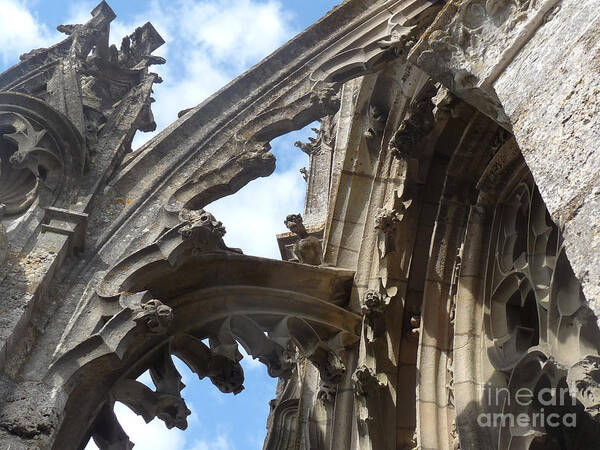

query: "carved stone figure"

left=300, top=167, right=309, bottom=181
left=389, top=85, right=437, bottom=159
left=360, top=290, right=389, bottom=316
left=178, top=208, right=230, bottom=252
left=364, top=105, right=388, bottom=141
left=284, top=213, right=322, bottom=265
left=132, top=299, right=173, bottom=335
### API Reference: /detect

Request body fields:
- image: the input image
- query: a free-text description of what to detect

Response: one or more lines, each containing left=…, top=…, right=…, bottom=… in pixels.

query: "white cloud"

left=208, top=167, right=307, bottom=259
left=0, top=0, right=57, bottom=66
left=83, top=402, right=188, bottom=450
left=148, top=50, right=230, bottom=132
left=239, top=346, right=262, bottom=371
left=178, top=0, right=293, bottom=66
left=113, top=0, right=297, bottom=146
left=124, top=0, right=305, bottom=259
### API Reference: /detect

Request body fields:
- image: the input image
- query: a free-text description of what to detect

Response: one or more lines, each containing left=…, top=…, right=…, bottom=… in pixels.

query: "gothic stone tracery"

left=1, top=1, right=600, bottom=450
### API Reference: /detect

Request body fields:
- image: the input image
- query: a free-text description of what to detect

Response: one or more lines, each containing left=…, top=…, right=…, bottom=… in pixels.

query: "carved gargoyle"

left=171, top=334, right=245, bottom=395
left=360, top=290, right=389, bottom=316
left=376, top=25, right=417, bottom=56
left=206, top=354, right=245, bottom=395
left=390, top=85, right=437, bottom=159
left=119, top=292, right=173, bottom=335
left=360, top=290, right=390, bottom=341
left=432, top=85, right=457, bottom=122
left=317, top=380, right=337, bottom=403
left=111, top=348, right=191, bottom=430
left=284, top=213, right=322, bottom=265
left=352, top=365, right=387, bottom=436
left=111, top=379, right=191, bottom=430
left=364, top=105, right=388, bottom=141
left=132, top=299, right=173, bottom=335
left=294, top=139, right=316, bottom=156
left=178, top=208, right=241, bottom=254
left=310, top=82, right=341, bottom=116
left=352, top=365, right=386, bottom=397
left=299, top=167, right=309, bottom=181
left=374, top=199, right=412, bottom=259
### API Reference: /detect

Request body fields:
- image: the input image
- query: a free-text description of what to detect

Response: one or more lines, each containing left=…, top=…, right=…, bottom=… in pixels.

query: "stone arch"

left=47, top=209, right=360, bottom=450
left=407, top=0, right=600, bottom=324
left=409, top=122, right=600, bottom=450
left=0, top=92, right=86, bottom=254
left=449, top=140, right=600, bottom=450
left=402, top=4, right=600, bottom=448
left=411, top=105, right=510, bottom=450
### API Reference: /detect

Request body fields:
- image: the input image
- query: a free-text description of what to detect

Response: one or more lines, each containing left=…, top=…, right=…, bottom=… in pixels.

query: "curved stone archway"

left=411, top=121, right=600, bottom=449
left=408, top=0, right=600, bottom=317
left=451, top=143, right=600, bottom=450
left=47, top=209, right=360, bottom=450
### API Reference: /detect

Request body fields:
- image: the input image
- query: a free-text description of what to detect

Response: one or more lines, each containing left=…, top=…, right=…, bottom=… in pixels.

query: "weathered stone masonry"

left=1, top=1, right=600, bottom=449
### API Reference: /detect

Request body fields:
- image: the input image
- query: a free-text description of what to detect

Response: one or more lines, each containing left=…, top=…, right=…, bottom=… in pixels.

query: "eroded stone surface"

left=1, top=0, right=600, bottom=449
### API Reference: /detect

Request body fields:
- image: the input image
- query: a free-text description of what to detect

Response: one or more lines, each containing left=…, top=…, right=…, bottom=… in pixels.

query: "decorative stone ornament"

left=284, top=213, right=323, bottom=265
left=132, top=299, right=173, bottom=335
left=2, top=0, right=600, bottom=449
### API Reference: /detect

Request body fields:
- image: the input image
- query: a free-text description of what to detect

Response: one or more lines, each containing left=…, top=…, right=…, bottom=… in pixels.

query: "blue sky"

left=0, top=0, right=340, bottom=449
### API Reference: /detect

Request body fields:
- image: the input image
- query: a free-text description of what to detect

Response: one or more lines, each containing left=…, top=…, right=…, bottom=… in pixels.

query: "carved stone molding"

left=389, top=83, right=437, bottom=160
left=49, top=206, right=360, bottom=449
left=451, top=142, right=600, bottom=450
left=309, top=0, right=441, bottom=86
left=53, top=299, right=358, bottom=449
left=0, top=93, right=85, bottom=217
left=97, top=208, right=242, bottom=299
left=352, top=364, right=388, bottom=436
left=263, top=399, right=301, bottom=450
left=408, top=0, right=561, bottom=127
left=101, top=0, right=442, bottom=265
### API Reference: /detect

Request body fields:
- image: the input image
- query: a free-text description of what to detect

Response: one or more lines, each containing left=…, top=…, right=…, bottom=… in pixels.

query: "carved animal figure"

left=284, top=213, right=322, bottom=265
